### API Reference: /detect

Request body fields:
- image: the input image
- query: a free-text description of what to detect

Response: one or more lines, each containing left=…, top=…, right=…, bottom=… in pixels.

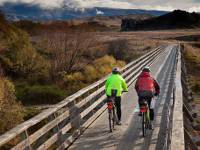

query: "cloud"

left=189, top=6, right=200, bottom=12
left=0, top=0, right=65, bottom=8
left=0, top=0, right=199, bottom=12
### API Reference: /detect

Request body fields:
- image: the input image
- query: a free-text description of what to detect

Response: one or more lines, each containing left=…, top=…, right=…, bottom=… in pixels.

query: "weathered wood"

left=80, top=95, right=106, bottom=118
left=28, top=110, right=69, bottom=144
left=183, top=103, right=194, bottom=122
left=57, top=104, right=108, bottom=150
left=10, top=139, right=29, bottom=150
left=171, top=48, right=185, bottom=150
left=37, top=133, right=58, bottom=150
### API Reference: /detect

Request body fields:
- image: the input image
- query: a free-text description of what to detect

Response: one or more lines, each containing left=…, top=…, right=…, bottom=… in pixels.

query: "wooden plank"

left=37, top=133, right=58, bottom=150
left=11, top=139, right=29, bottom=150
left=28, top=110, right=69, bottom=144
left=80, top=95, right=106, bottom=118
left=57, top=104, right=108, bottom=150
left=171, top=48, right=185, bottom=150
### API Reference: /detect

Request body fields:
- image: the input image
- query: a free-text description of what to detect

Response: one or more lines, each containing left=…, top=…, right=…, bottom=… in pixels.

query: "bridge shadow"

left=70, top=123, right=121, bottom=150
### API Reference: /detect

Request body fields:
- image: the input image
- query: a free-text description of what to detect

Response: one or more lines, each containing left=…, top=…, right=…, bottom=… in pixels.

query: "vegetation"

left=0, top=76, right=24, bottom=134
left=0, top=11, right=158, bottom=135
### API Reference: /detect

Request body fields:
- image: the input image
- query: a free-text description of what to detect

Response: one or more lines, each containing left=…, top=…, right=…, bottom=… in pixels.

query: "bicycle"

left=107, top=95, right=117, bottom=132
left=140, top=99, right=150, bottom=137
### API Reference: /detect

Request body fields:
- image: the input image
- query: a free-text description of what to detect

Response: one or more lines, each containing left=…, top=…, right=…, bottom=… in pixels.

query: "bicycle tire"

left=112, top=107, right=116, bottom=129
left=109, top=109, right=113, bottom=132
left=142, top=112, right=146, bottom=137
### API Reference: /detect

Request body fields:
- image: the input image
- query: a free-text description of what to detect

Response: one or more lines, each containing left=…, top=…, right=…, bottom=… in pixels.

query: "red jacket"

left=135, top=71, right=160, bottom=94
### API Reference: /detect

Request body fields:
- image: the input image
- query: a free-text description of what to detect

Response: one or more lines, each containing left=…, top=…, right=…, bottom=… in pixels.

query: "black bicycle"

left=140, top=99, right=150, bottom=137
left=107, top=90, right=118, bottom=132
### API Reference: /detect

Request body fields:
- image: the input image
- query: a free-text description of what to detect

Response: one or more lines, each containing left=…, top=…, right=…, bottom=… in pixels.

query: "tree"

left=42, top=31, right=93, bottom=80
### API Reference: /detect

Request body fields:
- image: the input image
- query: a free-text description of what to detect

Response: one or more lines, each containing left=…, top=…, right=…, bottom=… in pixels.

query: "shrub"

left=0, top=77, right=24, bottom=134
left=108, top=39, right=130, bottom=61
left=0, top=22, right=50, bottom=83
left=16, top=84, right=67, bottom=105
left=62, top=55, right=126, bottom=94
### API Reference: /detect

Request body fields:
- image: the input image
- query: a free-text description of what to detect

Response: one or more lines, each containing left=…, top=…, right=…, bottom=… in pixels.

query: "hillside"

left=121, top=10, right=200, bottom=31
left=1, top=2, right=167, bottom=21
left=13, top=14, right=153, bottom=35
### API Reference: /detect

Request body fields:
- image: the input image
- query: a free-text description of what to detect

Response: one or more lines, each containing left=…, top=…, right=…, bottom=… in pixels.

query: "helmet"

left=142, top=66, right=150, bottom=72
left=112, top=67, right=120, bottom=74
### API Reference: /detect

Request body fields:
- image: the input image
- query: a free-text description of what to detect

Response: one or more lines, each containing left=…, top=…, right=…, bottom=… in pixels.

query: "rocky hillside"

left=121, top=10, right=200, bottom=31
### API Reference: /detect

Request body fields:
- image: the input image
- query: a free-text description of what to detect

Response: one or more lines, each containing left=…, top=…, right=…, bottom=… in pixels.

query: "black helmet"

left=142, top=66, right=150, bottom=72
left=112, top=67, right=120, bottom=74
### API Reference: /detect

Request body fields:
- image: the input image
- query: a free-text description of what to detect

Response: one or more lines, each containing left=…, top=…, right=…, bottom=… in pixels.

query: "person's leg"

left=114, top=97, right=121, bottom=121
left=147, top=98, right=154, bottom=121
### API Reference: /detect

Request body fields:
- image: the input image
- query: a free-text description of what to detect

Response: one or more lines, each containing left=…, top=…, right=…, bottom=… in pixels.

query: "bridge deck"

left=69, top=45, right=178, bottom=150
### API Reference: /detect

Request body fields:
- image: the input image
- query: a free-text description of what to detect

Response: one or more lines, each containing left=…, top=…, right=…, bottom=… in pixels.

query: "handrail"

left=0, top=46, right=165, bottom=149
left=171, top=45, right=185, bottom=150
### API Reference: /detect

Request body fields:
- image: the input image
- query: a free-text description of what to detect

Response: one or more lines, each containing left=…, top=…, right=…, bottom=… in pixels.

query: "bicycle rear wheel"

left=142, top=112, right=146, bottom=137
left=112, top=107, right=116, bottom=129
left=109, top=110, right=113, bottom=132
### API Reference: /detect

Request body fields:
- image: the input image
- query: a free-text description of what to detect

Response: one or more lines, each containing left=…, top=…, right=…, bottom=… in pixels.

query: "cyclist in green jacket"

left=105, top=67, right=128, bottom=125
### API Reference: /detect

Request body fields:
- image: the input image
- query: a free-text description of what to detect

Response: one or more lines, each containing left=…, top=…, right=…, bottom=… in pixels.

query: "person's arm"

left=135, top=79, right=139, bottom=93
left=121, top=78, right=128, bottom=92
left=105, top=77, right=110, bottom=91
left=153, top=79, right=160, bottom=96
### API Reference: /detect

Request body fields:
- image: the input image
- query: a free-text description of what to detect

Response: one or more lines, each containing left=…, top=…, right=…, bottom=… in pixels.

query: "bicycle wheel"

left=112, top=107, right=116, bottom=129
left=142, top=112, right=146, bottom=137
left=146, top=110, right=150, bottom=129
left=109, top=109, right=113, bottom=132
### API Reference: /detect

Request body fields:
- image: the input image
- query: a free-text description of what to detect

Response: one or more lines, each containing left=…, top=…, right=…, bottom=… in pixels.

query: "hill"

left=13, top=14, right=152, bottom=35
left=1, top=2, right=168, bottom=21
left=121, top=10, right=200, bottom=31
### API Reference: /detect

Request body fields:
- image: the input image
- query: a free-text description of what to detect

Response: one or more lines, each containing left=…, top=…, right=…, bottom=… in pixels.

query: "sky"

left=1, top=0, right=200, bottom=12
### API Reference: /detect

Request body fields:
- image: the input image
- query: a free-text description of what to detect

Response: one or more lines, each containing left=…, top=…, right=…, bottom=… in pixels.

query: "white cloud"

left=0, top=0, right=65, bottom=8
left=188, top=6, right=200, bottom=12
left=0, top=0, right=200, bottom=12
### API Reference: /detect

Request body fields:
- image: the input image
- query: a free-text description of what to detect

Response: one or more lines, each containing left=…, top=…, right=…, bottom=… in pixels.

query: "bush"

left=0, top=77, right=24, bottom=134
left=108, top=39, right=130, bottom=61
left=16, top=84, right=67, bottom=105
left=62, top=55, right=125, bottom=94
left=192, top=81, right=200, bottom=94
left=0, top=22, right=50, bottom=83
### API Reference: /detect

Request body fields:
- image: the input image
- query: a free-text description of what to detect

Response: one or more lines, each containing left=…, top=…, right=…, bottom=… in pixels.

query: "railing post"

left=25, top=130, right=32, bottom=150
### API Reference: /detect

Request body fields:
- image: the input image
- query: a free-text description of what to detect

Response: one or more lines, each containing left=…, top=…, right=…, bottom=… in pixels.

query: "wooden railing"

left=0, top=46, right=166, bottom=150
left=171, top=44, right=198, bottom=150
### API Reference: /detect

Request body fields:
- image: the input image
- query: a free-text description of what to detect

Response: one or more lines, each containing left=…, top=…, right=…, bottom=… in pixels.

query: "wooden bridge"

left=0, top=44, right=198, bottom=150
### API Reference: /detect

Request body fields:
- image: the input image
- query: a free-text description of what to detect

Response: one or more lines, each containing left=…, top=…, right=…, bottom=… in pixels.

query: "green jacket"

left=105, top=74, right=128, bottom=97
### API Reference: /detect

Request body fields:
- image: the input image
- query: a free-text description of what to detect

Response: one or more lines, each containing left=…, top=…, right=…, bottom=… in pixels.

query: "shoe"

left=117, top=120, right=122, bottom=125
left=138, top=112, right=142, bottom=116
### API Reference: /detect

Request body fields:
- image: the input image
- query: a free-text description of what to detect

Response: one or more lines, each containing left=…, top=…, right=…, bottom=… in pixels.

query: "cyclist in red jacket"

left=135, top=66, right=160, bottom=129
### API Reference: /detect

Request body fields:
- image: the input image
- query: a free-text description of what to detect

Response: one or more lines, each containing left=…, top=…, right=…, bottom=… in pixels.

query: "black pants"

left=138, top=97, right=154, bottom=121
left=107, top=96, right=121, bottom=121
